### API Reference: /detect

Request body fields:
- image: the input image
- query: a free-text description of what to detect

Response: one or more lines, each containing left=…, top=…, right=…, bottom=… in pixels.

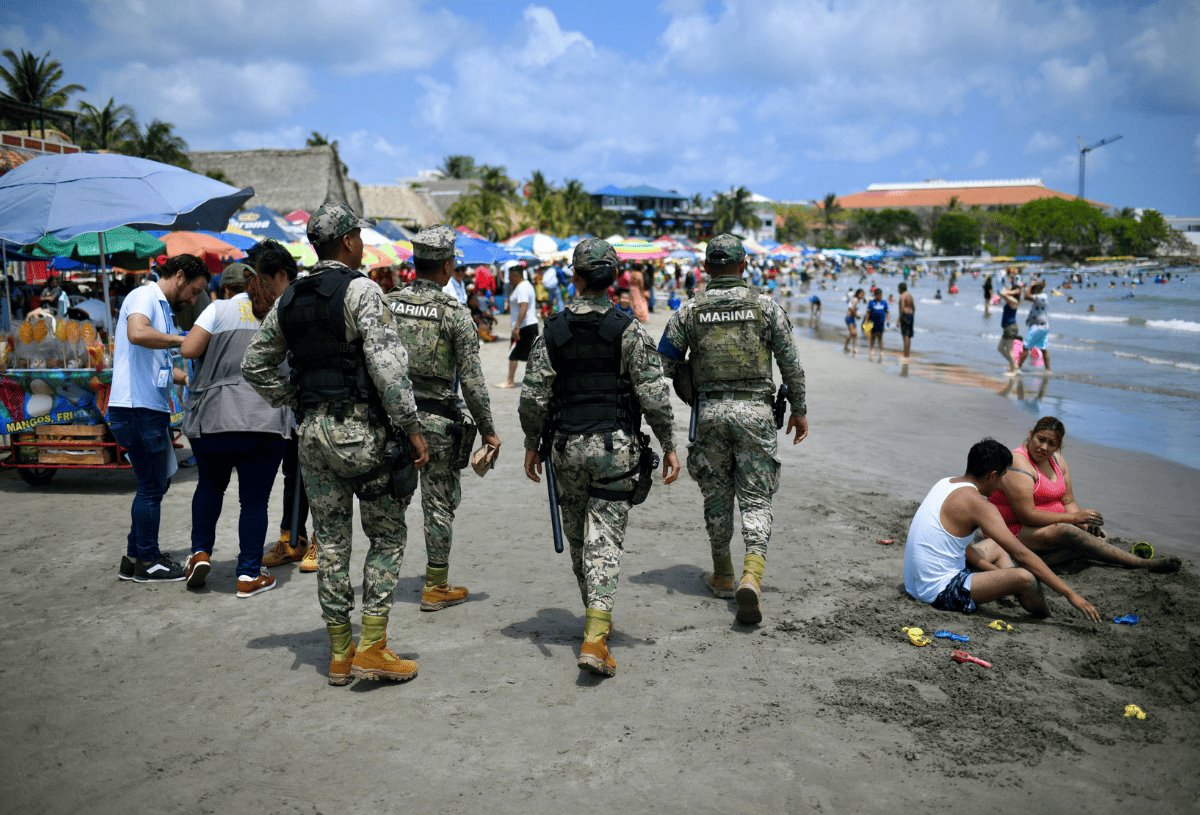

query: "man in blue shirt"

left=109, top=254, right=209, bottom=582
left=865, top=287, right=888, bottom=361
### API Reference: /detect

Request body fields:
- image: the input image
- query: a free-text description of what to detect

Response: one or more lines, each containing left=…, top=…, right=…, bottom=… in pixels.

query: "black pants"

left=279, top=433, right=310, bottom=536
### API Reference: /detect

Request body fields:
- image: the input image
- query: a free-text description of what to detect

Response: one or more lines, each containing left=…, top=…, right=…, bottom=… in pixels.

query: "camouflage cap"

left=572, top=238, right=618, bottom=274
left=705, top=233, right=746, bottom=264
left=307, top=202, right=374, bottom=245
left=412, top=224, right=461, bottom=261
left=220, top=261, right=255, bottom=287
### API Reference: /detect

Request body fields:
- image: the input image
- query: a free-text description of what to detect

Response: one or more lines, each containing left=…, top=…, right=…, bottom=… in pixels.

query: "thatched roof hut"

left=360, top=185, right=445, bottom=229
left=188, top=145, right=362, bottom=215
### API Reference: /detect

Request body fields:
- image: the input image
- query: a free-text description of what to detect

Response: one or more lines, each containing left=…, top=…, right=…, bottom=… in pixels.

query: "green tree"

left=774, top=203, right=814, bottom=243
left=931, top=212, right=981, bottom=255
left=76, top=98, right=137, bottom=150
left=854, top=208, right=922, bottom=245
left=0, top=48, right=84, bottom=109
left=126, top=119, right=190, bottom=168
left=306, top=131, right=331, bottom=146
left=1013, top=198, right=1106, bottom=258
left=438, top=154, right=479, bottom=179
left=1107, top=209, right=1172, bottom=256
left=478, top=165, right=517, bottom=200
left=712, top=186, right=756, bottom=234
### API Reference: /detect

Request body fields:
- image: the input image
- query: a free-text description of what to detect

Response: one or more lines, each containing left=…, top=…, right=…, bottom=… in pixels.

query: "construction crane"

left=1077, top=134, right=1122, bottom=200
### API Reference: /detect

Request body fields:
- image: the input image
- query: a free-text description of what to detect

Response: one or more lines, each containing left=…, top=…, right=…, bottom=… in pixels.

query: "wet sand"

left=0, top=303, right=1196, bottom=814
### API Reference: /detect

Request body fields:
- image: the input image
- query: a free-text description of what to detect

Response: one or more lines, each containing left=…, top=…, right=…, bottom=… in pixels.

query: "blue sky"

left=4, top=0, right=1199, bottom=214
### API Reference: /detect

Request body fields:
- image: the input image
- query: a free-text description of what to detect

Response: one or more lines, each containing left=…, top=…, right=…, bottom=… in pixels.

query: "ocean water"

left=785, top=268, right=1200, bottom=470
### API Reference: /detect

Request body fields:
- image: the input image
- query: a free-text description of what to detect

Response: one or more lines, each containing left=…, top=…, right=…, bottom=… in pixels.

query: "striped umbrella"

left=612, top=239, right=669, bottom=261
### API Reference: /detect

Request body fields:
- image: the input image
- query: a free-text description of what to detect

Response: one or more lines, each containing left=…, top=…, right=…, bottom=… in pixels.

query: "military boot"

left=326, top=622, right=356, bottom=687
left=350, top=614, right=418, bottom=682
left=420, top=564, right=469, bottom=611
left=705, top=553, right=737, bottom=599
left=262, top=530, right=305, bottom=567
left=736, top=553, right=766, bottom=625
left=577, top=609, right=617, bottom=677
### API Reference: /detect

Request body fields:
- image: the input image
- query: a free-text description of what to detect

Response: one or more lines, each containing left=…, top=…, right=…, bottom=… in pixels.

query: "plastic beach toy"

left=950, top=650, right=992, bottom=668
left=901, top=626, right=931, bottom=647
left=1130, top=541, right=1154, bottom=559
left=1124, top=704, right=1147, bottom=720
left=1113, top=614, right=1140, bottom=625
left=934, top=630, right=970, bottom=643
left=988, top=620, right=1014, bottom=632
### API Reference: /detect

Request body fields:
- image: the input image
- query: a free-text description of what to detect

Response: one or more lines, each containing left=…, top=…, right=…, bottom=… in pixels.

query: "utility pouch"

left=448, top=416, right=477, bottom=471
left=350, top=437, right=417, bottom=501
left=629, top=432, right=659, bottom=506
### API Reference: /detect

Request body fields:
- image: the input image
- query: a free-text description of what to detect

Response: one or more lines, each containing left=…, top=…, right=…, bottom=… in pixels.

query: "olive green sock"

left=583, top=609, right=612, bottom=643
left=742, top=553, right=765, bottom=583
left=426, top=564, right=449, bottom=587
left=327, top=622, right=353, bottom=660
left=359, top=614, right=389, bottom=650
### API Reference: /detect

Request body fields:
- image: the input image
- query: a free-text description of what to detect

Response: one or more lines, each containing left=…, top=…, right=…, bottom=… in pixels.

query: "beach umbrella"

left=612, top=239, right=669, bottom=261
left=228, top=205, right=300, bottom=242
left=284, top=241, right=318, bottom=267
left=0, top=152, right=254, bottom=335
left=147, top=230, right=246, bottom=260
left=374, top=219, right=414, bottom=241
left=31, top=226, right=165, bottom=270
left=360, top=227, right=395, bottom=247
left=455, top=225, right=486, bottom=239
left=393, top=240, right=413, bottom=262
left=668, top=249, right=698, bottom=261
left=0, top=153, right=254, bottom=244
left=455, top=235, right=515, bottom=265
left=505, top=232, right=562, bottom=259
left=283, top=209, right=310, bottom=225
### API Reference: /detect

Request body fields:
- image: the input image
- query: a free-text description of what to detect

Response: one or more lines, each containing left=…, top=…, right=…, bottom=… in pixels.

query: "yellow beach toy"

left=902, top=626, right=931, bottom=646
left=1124, top=704, right=1147, bottom=720
left=988, top=620, right=1014, bottom=632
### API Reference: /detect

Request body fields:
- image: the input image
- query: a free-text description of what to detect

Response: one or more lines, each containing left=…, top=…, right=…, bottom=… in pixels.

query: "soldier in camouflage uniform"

left=385, top=225, right=501, bottom=612
left=658, top=233, right=809, bottom=626
left=243, top=202, right=430, bottom=686
left=519, top=238, right=680, bottom=677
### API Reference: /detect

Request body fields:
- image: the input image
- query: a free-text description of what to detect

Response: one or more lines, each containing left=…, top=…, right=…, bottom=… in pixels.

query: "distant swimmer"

left=1087, top=304, right=1096, bottom=312
left=934, top=289, right=943, bottom=300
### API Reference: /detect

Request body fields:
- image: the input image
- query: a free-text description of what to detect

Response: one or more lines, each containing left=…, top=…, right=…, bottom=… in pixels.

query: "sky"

left=4, top=0, right=1199, bottom=214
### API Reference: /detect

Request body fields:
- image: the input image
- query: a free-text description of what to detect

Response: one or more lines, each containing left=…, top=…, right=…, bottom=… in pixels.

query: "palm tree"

left=821, top=192, right=841, bottom=231
left=0, top=48, right=84, bottom=109
left=127, top=119, right=190, bottom=168
left=438, top=154, right=478, bottom=179
left=76, top=98, right=137, bottom=150
left=690, top=193, right=706, bottom=212
left=478, top=165, right=517, bottom=200
left=306, top=131, right=332, bottom=147
left=713, top=186, right=756, bottom=234
left=560, top=179, right=592, bottom=234
left=448, top=191, right=512, bottom=242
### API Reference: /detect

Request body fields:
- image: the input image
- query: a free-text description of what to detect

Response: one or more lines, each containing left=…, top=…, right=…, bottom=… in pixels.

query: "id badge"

left=156, top=366, right=171, bottom=389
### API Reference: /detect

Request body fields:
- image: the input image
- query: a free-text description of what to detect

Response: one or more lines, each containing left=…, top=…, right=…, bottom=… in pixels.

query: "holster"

left=350, top=436, right=417, bottom=501
left=448, top=416, right=477, bottom=471
left=629, top=433, right=659, bottom=506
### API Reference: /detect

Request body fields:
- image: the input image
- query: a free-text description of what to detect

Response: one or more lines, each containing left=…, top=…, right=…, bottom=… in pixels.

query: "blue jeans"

left=108, top=407, right=174, bottom=562
left=189, top=432, right=287, bottom=576
left=545, top=285, right=563, bottom=313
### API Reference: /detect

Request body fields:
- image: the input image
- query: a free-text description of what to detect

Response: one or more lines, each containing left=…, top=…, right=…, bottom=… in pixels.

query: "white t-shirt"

left=109, top=282, right=176, bottom=412
left=510, top=280, right=538, bottom=329
left=193, top=291, right=257, bottom=334
left=541, top=267, right=558, bottom=289
left=903, top=478, right=977, bottom=603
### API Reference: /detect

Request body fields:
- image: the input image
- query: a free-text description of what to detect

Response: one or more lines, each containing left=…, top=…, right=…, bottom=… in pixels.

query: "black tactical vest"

left=544, top=307, right=640, bottom=434
left=277, top=266, right=381, bottom=420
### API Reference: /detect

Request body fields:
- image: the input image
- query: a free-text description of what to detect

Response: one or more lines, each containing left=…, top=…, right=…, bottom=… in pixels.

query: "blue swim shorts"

left=931, top=569, right=978, bottom=614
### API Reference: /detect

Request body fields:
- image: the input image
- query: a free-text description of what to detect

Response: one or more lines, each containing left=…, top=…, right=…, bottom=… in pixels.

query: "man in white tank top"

left=903, top=439, right=1101, bottom=621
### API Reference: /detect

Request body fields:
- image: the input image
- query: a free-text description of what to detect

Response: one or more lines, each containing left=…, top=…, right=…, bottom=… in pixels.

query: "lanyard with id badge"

left=156, top=299, right=179, bottom=404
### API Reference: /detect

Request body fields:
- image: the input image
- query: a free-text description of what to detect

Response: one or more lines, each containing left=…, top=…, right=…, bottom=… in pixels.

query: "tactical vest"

left=277, top=266, right=381, bottom=420
left=387, top=287, right=456, bottom=386
left=689, top=285, right=772, bottom=389
left=544, top=307, right=640, bottom=435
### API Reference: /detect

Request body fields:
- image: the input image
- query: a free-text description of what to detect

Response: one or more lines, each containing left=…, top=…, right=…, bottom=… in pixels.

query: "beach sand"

left=0, top=304, right=1196, bottom=814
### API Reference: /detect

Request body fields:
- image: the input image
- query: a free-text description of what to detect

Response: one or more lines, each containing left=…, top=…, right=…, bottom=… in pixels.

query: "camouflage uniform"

left=385, top=226, right=494, bottom=589
left=242, top=204, right=421, bottom=627
left=658, top=234, right=807, bottom=581
left=518, top=240, right=676, bottom=613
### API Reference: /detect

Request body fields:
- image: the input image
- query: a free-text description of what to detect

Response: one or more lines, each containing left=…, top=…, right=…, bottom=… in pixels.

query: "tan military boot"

left=735, top=553, right=766, bottom=625
left=326, top=622, right=355, bottom=686
left=577, top=609, right=617, bottom=677
left=421, top=584, right=469, bottom=611
left=262, top=530, right=305, bottom=567
left=705, top=553, right=737, bottom=598
left=350, top=614, right=418, bottom=682
left=298, top=534, right=319, bottom=573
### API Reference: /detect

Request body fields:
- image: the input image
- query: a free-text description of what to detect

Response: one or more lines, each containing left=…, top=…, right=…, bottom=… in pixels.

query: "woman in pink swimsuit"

left=977, top=417, right=1180, bottom=572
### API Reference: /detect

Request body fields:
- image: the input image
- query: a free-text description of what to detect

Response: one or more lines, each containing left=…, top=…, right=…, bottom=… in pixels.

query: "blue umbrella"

left=372, top=219, right=414, bottom=241
left=455, top=235, right=515, bottom=265
left=0, top=152, right=253, bottom=243
left=227, top=205, right=298, bottom=242
left=0, top=152, right=253, bottom=335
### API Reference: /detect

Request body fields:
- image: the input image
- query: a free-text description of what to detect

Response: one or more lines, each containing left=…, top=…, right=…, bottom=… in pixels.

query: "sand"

left=1, top=303, right=1197, bottom=814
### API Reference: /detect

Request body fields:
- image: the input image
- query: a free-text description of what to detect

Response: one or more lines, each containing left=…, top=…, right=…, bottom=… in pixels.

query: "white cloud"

left=1025, top=131, right=1062, bottom=154
left=1193, top=133, right=1200, bottom=173
left=517, top=5, right=594, bottom=67
left=804, top=124, right=920, bottom=164
left=99, top=59, right=311, bottom=131
left=1038, top=54, right=1109, bottom=98
left=970, top=150, right=990, bottom=168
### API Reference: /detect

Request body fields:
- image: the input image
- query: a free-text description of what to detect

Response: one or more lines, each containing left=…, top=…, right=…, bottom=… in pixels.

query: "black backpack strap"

left=598, top=307, right=632, bottom=341
left=544, top=311, right=571, bottom=349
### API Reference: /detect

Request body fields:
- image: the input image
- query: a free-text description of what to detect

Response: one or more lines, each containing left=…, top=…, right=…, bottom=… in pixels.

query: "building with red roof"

left=835, top=179, right=1102, bottom=211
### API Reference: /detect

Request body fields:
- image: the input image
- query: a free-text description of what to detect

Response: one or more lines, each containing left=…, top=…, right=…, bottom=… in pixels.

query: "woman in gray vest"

left=179, top=259, right=296, bottom=597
